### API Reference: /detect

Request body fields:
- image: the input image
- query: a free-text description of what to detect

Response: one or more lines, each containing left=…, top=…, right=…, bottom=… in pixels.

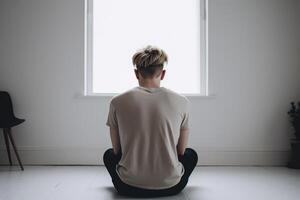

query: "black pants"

left=103, top=148, right=198, bottom=198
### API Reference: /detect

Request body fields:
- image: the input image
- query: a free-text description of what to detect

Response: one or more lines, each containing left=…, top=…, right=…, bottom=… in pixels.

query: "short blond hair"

left=132, top=45, right=168, bottom=78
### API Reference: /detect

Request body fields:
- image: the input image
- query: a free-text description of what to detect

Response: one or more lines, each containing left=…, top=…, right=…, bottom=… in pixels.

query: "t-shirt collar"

left=136, top=86, right=164, bottom=93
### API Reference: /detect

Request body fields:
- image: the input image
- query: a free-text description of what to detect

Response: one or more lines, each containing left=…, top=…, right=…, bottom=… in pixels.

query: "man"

left=103, top=45, right=198, bottom=197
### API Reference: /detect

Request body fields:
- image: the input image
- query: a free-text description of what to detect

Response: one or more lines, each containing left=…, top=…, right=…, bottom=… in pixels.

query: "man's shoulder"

left=109, top=87, right=137, bottom=105
left=163, top=87, right=189, bottom=104
left=110, top=87, right=189, bottom=106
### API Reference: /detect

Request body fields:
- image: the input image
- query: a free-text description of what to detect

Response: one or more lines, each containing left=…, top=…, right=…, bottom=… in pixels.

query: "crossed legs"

left=103, top=148, right=198, bottom=197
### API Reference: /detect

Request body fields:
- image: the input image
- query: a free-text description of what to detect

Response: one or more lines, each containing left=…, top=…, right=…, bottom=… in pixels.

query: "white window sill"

left=75, top=93, right=216, bottom=99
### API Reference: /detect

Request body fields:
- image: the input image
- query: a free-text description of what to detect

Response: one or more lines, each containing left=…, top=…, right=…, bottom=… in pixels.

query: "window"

left=85, top=0, right=208, bottom=96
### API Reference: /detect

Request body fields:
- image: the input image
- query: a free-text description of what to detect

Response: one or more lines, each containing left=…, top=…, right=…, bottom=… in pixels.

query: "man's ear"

left=160, top=70, right=166, bottom=80
left=134, top=69, right=139, bottom=80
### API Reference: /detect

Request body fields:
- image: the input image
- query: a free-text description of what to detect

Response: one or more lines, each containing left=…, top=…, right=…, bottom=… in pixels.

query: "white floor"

left=0, top=166, right=299, bottom=200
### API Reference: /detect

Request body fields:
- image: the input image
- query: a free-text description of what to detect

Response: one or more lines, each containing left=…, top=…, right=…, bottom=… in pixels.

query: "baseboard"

left=0, top=146, right=290, bottom=166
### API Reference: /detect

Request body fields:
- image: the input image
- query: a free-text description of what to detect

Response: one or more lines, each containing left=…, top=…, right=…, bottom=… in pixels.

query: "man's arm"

left=177, top=99, right=190, bottom=156
left=109, top=127, right=121, bottom=155
left=177, top=129, right=189, bottom=156
left=106, top=101, right=121, bottom=155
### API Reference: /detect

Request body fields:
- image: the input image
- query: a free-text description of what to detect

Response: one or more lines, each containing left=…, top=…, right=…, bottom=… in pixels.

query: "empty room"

left=0, top=0, right=300, bottom=199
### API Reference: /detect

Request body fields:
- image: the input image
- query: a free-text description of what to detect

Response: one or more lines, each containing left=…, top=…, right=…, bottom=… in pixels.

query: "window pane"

left=92, top=0, right=201, bottom=94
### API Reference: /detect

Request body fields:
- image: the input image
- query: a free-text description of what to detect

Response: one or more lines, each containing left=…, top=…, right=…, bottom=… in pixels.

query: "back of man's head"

left=132, top=45, right=168, bottom=79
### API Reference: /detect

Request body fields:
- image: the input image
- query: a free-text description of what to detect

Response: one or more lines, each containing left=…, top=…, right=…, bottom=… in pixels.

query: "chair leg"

left=3, top=128, right=13, bottom=166
left=7, top=128, right=24, bottom=171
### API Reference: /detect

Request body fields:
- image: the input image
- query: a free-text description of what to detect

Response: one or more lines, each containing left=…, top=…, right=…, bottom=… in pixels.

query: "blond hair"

left=132, top=45, right=168, bottom=78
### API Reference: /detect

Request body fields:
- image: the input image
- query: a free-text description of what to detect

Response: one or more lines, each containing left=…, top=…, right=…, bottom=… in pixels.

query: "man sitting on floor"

left=103, top=45, right=198, bottom=198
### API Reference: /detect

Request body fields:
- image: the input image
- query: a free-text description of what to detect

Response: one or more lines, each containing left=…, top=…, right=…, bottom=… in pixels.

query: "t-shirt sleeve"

left=106, top=102, right=118, bottom=129
left=180, top=99, right=190, bottom=130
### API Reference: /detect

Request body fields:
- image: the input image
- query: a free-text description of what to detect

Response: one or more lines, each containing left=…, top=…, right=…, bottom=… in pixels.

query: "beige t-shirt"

left=106, top=86, right=190, bottom=189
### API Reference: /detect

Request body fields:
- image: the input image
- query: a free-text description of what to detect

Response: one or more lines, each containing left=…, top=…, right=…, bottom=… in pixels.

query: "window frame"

left=84, top=0, right=208, bottom=97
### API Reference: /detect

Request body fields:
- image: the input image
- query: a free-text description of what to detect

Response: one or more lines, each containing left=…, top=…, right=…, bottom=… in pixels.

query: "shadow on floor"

left=102, top=185, right=201, bottom=200
left=0, top=165, right=23, bottom=172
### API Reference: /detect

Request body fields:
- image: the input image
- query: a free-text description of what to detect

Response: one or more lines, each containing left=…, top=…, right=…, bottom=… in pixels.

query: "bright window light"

left=85, top=0, right=207, bottom=95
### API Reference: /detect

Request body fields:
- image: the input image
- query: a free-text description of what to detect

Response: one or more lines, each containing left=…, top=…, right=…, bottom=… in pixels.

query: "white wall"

left=0, top=0, right=299, bottom=165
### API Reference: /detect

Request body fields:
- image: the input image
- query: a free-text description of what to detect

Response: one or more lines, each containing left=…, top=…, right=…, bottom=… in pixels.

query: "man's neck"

left=139, top=81, right=160, bottom=89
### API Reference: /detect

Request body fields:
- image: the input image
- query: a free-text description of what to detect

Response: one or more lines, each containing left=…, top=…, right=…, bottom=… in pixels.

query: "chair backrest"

left=0, top=91, right=16, bottom=121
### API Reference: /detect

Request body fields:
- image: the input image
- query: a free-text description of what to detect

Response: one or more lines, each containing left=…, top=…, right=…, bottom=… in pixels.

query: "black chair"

left=0, top=91, right=25, bottom=170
